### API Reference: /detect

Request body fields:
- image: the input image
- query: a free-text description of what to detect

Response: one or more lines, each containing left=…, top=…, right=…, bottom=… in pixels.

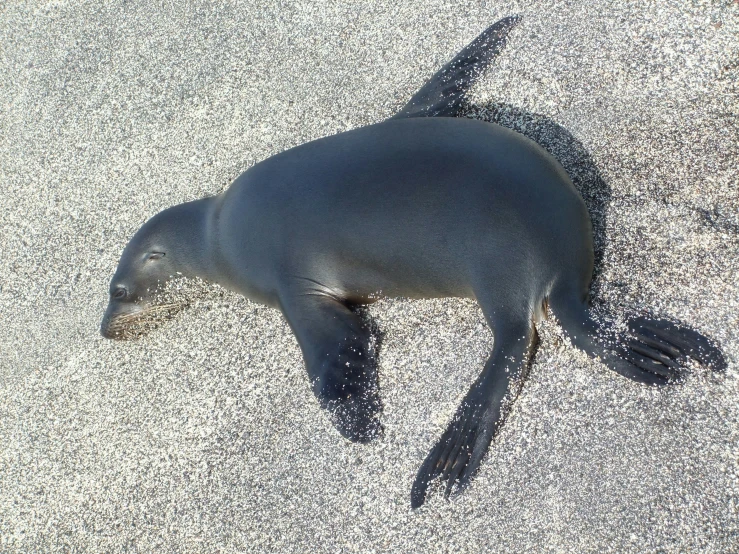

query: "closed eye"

left=148, top=252, right=165, bottom=261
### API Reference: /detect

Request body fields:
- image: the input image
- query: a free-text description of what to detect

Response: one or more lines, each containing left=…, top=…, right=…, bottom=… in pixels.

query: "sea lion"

left=100, top=17, right=726, bottom=508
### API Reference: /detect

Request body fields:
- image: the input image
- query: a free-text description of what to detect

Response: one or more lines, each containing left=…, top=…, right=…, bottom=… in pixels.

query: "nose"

left=100, top=309, right=122, bottom=340
left=100, top=316, right=114, bottom=339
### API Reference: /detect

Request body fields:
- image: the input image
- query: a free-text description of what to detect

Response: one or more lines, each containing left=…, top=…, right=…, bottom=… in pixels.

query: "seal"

left=100, top=17, right=726, bottom=508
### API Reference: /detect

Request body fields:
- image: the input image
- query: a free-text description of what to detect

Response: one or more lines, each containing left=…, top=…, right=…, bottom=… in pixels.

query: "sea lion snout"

left=100, top=301, right=184, bottom=340
left=100, top=315, right=116, bottom=339
left=100, top=323, right=128, bottom=340
left=100, top=304, right=139, bottom=340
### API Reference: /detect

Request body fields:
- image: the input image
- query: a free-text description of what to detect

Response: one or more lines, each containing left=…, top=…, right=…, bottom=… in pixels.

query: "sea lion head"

left=100, top=205, right=201, bottom=340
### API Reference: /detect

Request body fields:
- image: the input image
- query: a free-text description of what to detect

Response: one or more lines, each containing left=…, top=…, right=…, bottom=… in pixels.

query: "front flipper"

left=392, top=15, right=521, bottom=119
left=412, top=320, right=535, bottom=508
left=279, top=290, right=382, bottom=443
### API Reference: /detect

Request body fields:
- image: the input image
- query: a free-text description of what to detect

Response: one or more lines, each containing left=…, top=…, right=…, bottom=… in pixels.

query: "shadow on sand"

left=464, top=101, right=612, bottom=299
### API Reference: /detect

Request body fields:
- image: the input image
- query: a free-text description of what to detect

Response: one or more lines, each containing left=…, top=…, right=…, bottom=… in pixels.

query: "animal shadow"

left=465, top=102, right=612, bottom=297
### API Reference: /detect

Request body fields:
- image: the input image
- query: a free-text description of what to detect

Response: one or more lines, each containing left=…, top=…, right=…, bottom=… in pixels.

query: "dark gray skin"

left=101, top=18, right=725, bottom=508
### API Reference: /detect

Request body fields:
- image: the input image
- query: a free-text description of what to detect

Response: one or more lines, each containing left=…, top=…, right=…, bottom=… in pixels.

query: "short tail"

left=551, top=297, right=726, bottom=385
left=392, top=15, right=522, bottom=119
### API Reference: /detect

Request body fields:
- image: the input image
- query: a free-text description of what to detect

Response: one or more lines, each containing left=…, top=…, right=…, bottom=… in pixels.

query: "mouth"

left=100, top=303, right=184, bottom=340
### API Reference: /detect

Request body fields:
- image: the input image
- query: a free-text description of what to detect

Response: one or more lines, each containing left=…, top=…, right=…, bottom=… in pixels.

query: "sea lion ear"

left=148, top=252, right=165, bottom=261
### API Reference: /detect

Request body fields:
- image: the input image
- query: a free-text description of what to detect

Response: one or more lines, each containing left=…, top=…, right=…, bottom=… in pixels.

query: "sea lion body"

left=101, top=17, right=725, bottom=508
left=214, top=117, right=590, bottom=308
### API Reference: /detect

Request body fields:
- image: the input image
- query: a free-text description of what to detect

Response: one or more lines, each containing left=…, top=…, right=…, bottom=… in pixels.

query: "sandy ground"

left=1, top=0, right=738, bottom=552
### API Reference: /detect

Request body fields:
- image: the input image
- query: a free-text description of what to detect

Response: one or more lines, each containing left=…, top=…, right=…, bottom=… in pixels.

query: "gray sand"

left=1, top=1, right=738, bottom=552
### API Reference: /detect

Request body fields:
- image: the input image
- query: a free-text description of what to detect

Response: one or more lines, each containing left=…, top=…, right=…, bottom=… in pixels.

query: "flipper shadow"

left=463, top=102, right=612, bottom=297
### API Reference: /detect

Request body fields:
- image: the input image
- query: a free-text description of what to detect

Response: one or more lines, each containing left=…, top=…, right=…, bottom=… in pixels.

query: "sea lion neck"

left=188, top=196, right=227, bottom=284
left=152, top=196, right=222, bottom=284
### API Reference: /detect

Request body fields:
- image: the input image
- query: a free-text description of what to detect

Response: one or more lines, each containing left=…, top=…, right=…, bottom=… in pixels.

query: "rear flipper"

left=411, top=320, right=535, bottom=508
left=553, top=300, right=726, bottom=384
left=624, top=317, right=727, bottom=375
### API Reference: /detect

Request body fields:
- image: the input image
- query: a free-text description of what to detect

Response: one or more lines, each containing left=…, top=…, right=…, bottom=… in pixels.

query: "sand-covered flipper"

left=551, top=295, right=726, bottom=384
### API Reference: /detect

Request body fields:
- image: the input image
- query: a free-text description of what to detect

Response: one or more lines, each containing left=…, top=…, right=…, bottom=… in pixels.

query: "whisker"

left=103, top=302, right=185, bottom=339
